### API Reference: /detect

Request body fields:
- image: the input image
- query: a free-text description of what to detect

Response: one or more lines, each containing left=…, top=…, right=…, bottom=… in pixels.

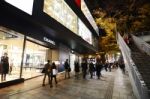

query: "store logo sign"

left=43, top=37, right=55, bottom=45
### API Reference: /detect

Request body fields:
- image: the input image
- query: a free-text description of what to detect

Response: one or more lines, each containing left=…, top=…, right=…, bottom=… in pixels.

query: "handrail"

left=132, top=34, right=150, bottom=56
left=117, top=33, right=149, bottom=99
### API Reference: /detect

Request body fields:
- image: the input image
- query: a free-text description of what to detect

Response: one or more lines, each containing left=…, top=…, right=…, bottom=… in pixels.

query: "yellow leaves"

left=96, top=17, right=116, bottom=36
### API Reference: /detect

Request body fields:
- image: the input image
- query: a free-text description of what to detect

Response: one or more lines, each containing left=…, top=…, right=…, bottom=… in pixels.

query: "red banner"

left=75, top=0, right=81, bottom=8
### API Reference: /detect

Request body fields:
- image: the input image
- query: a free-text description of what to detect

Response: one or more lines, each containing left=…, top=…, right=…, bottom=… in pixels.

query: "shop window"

left=22, top=41, right=49, bottom=79
left=0, top=27, right=24, bottom=82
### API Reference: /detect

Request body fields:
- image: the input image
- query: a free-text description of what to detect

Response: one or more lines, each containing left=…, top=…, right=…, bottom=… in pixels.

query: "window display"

left=44, top=0, right=78, bottom=34
left=22, top=41, right=48, bottom=79
left=0, top=27, right=24, bottom=82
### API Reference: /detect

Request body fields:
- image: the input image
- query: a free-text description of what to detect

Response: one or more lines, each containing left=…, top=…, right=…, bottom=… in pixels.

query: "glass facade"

left=44, top=0, right=78, bottom=34
left=0, top=27, right=51, bottom=82
left=0, top=27, right=24, bottom=82
left=22, top=41, right=48, bottom=79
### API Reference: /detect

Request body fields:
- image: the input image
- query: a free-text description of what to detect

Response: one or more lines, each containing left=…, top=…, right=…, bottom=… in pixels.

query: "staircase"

left=130, top=43, right=150, bottom=91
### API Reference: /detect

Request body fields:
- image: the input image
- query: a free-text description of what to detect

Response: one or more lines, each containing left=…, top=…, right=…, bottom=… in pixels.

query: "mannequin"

left=1, top=53, right=9, bottom=82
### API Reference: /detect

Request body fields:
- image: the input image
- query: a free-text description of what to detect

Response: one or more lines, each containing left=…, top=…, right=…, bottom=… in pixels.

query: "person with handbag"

left=50, top=62, right=58, bottom=87
left=42, top=60, right=51, bottom=87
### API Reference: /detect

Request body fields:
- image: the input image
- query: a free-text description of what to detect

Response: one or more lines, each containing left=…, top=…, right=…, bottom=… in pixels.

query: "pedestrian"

left=119, top=62, right=125, bottom=74
left=50, top=62, right=58, bottom=87
left=74, top=60, right=80, bottom=79
left=96, top=60, right=103, bottom=79
left=64, top=59, right=70, bottom=79
left=89, top=61, right=94, bottom=79
left=81, top=59, right=88, bottom=79
left=1, top=53, right=9, bottom=82
left=104, top=60, right=108, bottom=72
left=42, top=60, right=51, bottom=87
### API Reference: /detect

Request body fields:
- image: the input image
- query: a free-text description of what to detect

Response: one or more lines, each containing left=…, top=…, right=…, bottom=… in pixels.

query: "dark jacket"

left=81, top=62, right=87, bottom=72
left=64, top=61, right=70, bottom=69
left=96, top=62, right=103, bottom=72
left=89, top=62, right=94, bottom=72
left=44, top=63, right=51, bottom=73
left=74, top=62, right=80, bottom=72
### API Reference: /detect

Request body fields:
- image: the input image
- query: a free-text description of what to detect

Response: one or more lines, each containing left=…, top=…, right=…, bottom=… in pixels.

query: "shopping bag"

left=52, top=69, right=58, bottom=75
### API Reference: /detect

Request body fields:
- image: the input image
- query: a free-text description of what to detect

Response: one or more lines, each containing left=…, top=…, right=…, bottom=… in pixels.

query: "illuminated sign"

left=43, top=37, right=55, bottom=45
left=78, top=19, right=92, bottom=44
left=5, top=0, right=34, bottom=15
left=81, top=0, right=99, bottom=35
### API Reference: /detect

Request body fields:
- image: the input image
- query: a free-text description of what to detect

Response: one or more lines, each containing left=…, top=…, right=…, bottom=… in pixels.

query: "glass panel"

left=44, top=0, right=78, bottom=34
left=22, top=41, right=48, bottom=79
left=78, top=19, right=92, bottom=44
left=0, top=27, right=24, bottom=82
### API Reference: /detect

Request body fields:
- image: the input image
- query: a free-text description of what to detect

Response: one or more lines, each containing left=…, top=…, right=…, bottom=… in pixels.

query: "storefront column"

left=20, top=36, right=26, bottom=78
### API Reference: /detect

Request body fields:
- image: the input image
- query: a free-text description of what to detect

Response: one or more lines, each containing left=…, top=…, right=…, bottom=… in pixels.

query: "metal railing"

left=134, top=31, right=150, bottom=36
left=117, top=33, right=149, bottom=99
left=132, top=34, right=150, bottom=56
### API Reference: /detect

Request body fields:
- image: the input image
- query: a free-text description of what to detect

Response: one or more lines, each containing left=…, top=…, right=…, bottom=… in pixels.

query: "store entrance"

left=22, top=40, right=49, bottom=79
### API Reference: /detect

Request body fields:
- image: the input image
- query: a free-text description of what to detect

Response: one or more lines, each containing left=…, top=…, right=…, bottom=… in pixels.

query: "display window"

left=22, top=41, right=49, bottom=79
left=0, top=27, right=24, bottom=82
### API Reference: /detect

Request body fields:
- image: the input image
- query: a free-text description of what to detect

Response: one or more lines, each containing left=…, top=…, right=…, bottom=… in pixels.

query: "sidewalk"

left=0, top=69, right=136, bottom=99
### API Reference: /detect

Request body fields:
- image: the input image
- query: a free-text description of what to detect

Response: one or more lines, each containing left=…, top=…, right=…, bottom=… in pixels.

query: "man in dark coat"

left=81, top=59, right=88, bottom=79
left=42, top=60, right=51, bottom=86
left=74, top=61, right=80, bottom=79
left=89, top=61, right=94, bottom=79
left=64, top=59, right=70, bottom=79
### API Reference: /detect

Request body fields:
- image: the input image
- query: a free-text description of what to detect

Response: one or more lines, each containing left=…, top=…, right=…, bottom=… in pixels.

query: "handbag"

left=41, top=68, right=45, bottom=73
left=68, top=67, right=71, bottom=72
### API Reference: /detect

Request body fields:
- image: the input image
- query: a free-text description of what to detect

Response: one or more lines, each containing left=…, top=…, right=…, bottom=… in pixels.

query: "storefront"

left=0, top=0, right=98, bottom=86
left=0, top=26, right=55, bottom=83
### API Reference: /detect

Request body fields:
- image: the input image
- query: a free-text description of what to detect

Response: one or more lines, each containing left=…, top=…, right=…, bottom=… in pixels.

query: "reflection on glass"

left=44, top=0, right=78, bottom=34
left=0, top=26, right=24, bottom=82
left=22, top=41, right=48, bottom=79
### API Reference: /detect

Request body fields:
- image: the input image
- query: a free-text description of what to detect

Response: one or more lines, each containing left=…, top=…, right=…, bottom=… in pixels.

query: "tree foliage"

left=86, top=0, right=150, bottom=53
